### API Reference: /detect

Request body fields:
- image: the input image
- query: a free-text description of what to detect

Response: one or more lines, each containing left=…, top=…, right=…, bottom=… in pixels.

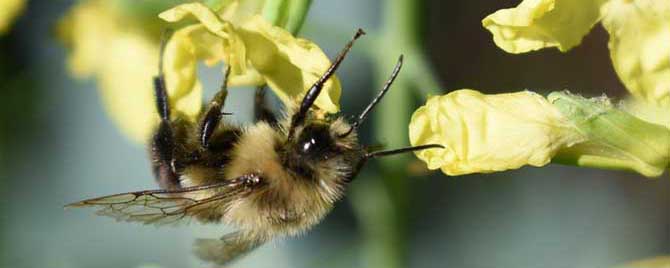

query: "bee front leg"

left=254, top=86, right=278, bottom=126
left=199, top=67, right=231, bottom=148
left=150, top=31, right=190, bottom=190
left=151, top=67, right=182, bottom=189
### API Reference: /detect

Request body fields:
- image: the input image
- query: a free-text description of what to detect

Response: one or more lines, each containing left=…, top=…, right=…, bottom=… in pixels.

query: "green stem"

left=286, top=0, right=312, bottom=34
left=262, top=0, right=313, bottom=34
left=383, top=0, right=421, bottom=46
left=349, top=0, right=439, bottom=267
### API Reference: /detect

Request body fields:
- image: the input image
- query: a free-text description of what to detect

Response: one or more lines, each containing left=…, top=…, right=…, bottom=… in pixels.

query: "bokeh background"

left=1, top=1, right=668, bottom=268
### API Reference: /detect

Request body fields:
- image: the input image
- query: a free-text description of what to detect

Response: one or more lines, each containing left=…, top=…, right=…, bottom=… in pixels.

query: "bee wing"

left=66, top=174, right=262, bottom=226
left=194, top=232, right=266, bottom=265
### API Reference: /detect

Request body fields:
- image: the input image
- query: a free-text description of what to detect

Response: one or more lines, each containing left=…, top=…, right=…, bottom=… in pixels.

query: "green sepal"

left=549, top=91, right=670, bottom=177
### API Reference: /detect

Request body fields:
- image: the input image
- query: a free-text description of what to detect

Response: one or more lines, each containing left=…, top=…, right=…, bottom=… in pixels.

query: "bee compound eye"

left=297, top=124, right=333, bottom=157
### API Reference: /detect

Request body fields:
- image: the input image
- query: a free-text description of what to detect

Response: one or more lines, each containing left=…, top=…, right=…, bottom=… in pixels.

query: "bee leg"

left=193, top=231, right=265, bottom=265
left=199, top=67, right=231, bottom=148
left=254, top=86, right=278, bottom=126
left=151, top=71, right=180, bottom=189
left=150, top=30, right=183, bottom=190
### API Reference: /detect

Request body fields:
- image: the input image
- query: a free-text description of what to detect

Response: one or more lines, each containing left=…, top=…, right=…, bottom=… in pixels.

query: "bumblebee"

left=68, top=29, right=442, bottom=265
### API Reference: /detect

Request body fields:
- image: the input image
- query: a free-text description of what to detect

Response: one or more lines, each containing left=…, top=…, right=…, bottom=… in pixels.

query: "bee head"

left=282, top=30, right=441, bottom=184
left=281, top=50, right=404, bottom=180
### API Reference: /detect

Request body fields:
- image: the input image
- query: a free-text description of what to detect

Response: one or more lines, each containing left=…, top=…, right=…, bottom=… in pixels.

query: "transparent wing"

left=66, top=174, right=262, bottom=226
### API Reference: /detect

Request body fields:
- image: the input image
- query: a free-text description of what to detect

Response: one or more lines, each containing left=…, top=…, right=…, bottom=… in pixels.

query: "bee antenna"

left=365, top=144, right=444, bottom=159
left=288, top=28, right=366, bottom=141
left=340, top=55, right=403, bottom=138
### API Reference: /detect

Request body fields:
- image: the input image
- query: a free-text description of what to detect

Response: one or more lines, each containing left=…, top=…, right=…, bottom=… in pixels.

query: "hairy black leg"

left=151, top=31, right=179, bottom=189
left=199, top=67, right=231, bottom=148
left=152, top=79, right=176, bottom=170
left=254, top=86, right=278, bottom=126
left=153, top=71, right=174, bottom=165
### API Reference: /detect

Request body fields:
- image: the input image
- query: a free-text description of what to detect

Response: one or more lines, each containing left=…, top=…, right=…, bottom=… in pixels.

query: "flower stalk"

left=261, top=0, right=312, bottom=34
left=350, top=0, right=441, bottom=267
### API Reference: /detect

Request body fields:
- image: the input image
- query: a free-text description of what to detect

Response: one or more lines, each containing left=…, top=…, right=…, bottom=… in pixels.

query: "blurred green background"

left=1, top=1, right=668, bottom=268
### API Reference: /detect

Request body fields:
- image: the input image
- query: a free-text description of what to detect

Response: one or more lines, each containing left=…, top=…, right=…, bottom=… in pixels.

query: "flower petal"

left=238, top=16, right=341, bottom=112
left=160, top=3, right=341, bottom=113
left=162, top=24, right=230, bottom=116
left=159, top=3, right=230, bottom=37
left=409, top=89, right=584, bottom=175
left=482, top=0, right=605, bottom=53
left=601, top=0, right=670, bottom=106
left=211, top=0, right=266, bottom=24
left=620, top=96, right=670, bottom=129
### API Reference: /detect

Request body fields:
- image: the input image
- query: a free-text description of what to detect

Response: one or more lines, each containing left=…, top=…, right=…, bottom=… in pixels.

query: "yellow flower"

left=0, top=0, right=25, bottom=34
left=159, top=2, right=341, bottom=114
left=58, top=0, right=171, bottom=143
left=483, top=0, right=670, bottom=106
left=409, top=90, right=584, bottom=175
left=410, top=90, right=670, bottom=177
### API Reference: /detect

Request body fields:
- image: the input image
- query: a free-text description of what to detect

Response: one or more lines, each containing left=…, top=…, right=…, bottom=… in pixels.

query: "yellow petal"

left=238, top=16, right=341, bottom=112
left=0, top=0, right=25, bottom=34
left=159, top=3, right=230, bottom=38
left=482, top=0, right=606, bottom=53
left=216, top=0, right=266, bottom=24
left=160, top=3, right=341, bottom=113
left=162, top=16, right=263, bottom=103
left=620, top=97, right=670, bottom=129
left=162, top=24, right=223, bottom=117
left=409, top=89, right=584, bottom=175
left=601, top=0, right=670, bottom=106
